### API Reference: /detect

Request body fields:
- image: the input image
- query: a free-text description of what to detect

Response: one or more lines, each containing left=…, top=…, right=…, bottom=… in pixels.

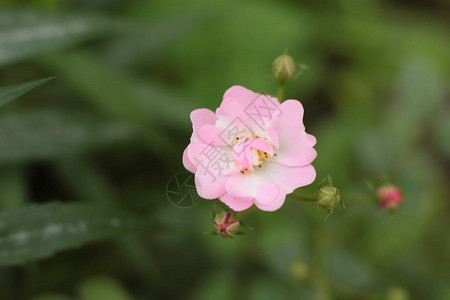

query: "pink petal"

left=186, top=143, right=231, bottom=199
left=198, top=124, right=228, bottom=147
left=182, top=146, right=197, bottom=173
left=191, top=108, right=216, bottom=130
left=219, top=87, right=281, bottom=136
left=267, top=127, right=280, bottom=148
left=256, top=162, right=316, bottom=193
left=223, top=85, right=257, bottom=103
left=306, top=133, right=317, bottom=147
left=272, top=100, right=317, bottom=167
left=272, top=99, right=305, bottom=130
left=272, top=134, right=317, bottom=167
left=254, top=191, right=287, bottom=212
left=220, top=194, right=253, bottom=211
left=194, top=172, right=226, bottom=199
left=186, top=143, right=234, bottom=174
left=216, top=97, right=253, bottom=125
left=209, top=97, right=257, bottom=147
left=244, top=94, right=282, bottom=131
left=225, top=173, right=279, bottom=206
left=190, top=109, right=216, bottom=142
left=232, top=139, right=253, bottom=170
left=249, top=137, right=273, bottom=154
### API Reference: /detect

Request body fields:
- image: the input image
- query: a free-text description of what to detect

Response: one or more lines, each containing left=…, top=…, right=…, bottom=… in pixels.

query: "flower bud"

left=387, top=287, right=409, bottom=300
left=272, top=53, right=297, bottom=82
left=213, top=212, right=240, bottom=238
left=317, top=185, right=341, bottom=210
left=289, top=261, right=309, bottom=282
left=377, top=185, right=402, bottom=210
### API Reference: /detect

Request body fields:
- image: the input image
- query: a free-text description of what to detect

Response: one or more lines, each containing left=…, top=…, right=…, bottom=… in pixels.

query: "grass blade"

left=0, top=77, right=55, bottom=107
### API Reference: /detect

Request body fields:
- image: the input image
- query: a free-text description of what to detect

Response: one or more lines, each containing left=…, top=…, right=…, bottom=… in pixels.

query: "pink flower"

left=377, top=185, right=403, bottom=210
left=182, top=86, right=317, bottom=211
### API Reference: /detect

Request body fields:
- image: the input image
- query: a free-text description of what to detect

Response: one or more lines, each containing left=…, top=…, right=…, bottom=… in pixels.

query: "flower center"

left=252, top=149, right=270, bottom=166
left=232, top=136, right=274, bottom=173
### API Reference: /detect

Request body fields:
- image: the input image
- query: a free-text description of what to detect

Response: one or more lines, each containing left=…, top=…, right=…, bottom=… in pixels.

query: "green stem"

left=277, top=81, right=285, bottom=102
left=311, top=226, right=331, bottom=298
left=287, top=193, right=316, bottom=202
left=290, top=193, right=375, bottom=205
left=341, top=196, right=374, bottom=204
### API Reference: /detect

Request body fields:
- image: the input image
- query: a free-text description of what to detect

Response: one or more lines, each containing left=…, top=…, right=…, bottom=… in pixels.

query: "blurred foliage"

left=0, top=0, right=449, bottom=299
left=0, top=77, right=54, bottom=107
left=0, top=202, right=140, bottom=267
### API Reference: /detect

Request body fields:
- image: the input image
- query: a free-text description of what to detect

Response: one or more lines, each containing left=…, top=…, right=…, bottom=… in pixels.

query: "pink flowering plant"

left=180, top=53, right=402, bottom=237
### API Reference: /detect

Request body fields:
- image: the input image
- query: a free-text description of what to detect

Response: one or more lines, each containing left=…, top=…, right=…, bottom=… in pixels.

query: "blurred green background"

left=0, top=0, right=449, bottom=299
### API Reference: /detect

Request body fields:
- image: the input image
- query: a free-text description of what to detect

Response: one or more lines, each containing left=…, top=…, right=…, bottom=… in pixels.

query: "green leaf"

left=105, top=13, right=205, bottom=68
left=32, top=294, right=72, bottom=300
left=0, top=77, right=55, bottom=107
left=42, top=52, right=192, bottom=128
left=0, top=109, right=135, bottom=163
left=0, top=11, right=118, bottom=66
left=0, top=202, right=141, bottom=267
left=0, top=167, right=27, bottom=209
left=55, top=160, right=118, bottom=206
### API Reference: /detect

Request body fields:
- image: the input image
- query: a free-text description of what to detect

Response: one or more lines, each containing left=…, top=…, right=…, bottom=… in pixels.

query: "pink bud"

left=377, top=185, right=403, bottom=210
left=213, top=212, right=240, bottom=238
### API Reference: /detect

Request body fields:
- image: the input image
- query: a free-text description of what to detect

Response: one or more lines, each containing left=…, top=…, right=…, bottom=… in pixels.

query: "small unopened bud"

left=289, top=261, right=309, bottom=282
left=377, top=184, right=402, bottom=210
left=387, top=287, right=409, bottom=300
left=213, top=212, right=240, bottom=238
left=317, top=185, right=341, bottom=210
left=272, top=53, right=297, bottom=82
